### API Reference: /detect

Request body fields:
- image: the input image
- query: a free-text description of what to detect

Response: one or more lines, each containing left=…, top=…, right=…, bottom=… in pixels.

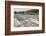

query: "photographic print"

left=5, top=1, right=45, bottom=35
left=14, top=8, right=39, bottom=27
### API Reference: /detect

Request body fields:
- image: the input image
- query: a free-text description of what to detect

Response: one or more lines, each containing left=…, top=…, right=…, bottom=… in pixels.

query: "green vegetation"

left=14, top=9, right=39, bottom=15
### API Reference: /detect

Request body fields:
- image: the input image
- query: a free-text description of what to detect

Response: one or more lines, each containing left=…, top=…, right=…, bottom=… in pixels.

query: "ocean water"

left=14, top=14, right=39, bottom=27
left=14, top=14, right=39, bottom=20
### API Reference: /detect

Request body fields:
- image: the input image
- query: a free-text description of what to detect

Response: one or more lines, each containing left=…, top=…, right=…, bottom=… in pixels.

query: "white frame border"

left=11, top=5, right=42, bottom=31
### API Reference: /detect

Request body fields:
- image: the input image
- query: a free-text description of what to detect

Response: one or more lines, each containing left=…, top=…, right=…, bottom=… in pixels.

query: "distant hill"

left=14, top=9, right=39, bottom=15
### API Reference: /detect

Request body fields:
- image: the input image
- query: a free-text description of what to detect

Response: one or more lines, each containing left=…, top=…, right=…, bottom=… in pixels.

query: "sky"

left=13, top=8, right=32, bottom=12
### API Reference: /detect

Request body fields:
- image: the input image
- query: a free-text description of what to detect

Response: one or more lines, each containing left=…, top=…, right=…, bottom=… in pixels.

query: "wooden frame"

left=5, top=1, right=45, bottom=35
